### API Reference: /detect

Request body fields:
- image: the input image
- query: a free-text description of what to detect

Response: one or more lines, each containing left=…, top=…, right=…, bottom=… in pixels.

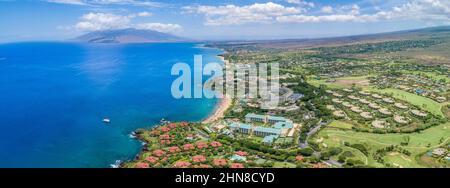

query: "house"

left=432, top=148, right=447, bottom=157
left=230, top=155, right=247, bottom=162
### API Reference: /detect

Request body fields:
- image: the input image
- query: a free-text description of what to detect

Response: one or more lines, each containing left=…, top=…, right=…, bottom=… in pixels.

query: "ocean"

left=0, top=42, right=222, bottom=167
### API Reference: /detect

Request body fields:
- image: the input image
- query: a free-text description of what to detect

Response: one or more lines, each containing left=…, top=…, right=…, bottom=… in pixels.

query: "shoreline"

left=202, top=54, right=232, bottom=124
left=120, top=49, right=231, bottom=167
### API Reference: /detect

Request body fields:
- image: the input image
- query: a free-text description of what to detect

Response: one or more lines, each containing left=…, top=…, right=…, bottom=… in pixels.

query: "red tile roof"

left=135, top=162, right=149, bottom=168
left=192, top=155, right=207, bottom=163
left=211, top=141, right=223, bottom=147
left=153, top=149, right=166, bottom=157
left=230, top=163, right=245, bottom=168
left=213, top=159, right=228, bottom=166
left=183, top=143, right=195, bottom=151
left=196, top=142, right=209, bottom=149
left=173, top=161, right=191, bottom=168
left=235, top=151, right=248, bottom=156
left=145, top=156, right=158, bottom=163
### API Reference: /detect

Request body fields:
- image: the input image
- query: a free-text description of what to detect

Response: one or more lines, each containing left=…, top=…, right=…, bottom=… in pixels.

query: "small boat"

left=103, top=118, right=111, bottom=124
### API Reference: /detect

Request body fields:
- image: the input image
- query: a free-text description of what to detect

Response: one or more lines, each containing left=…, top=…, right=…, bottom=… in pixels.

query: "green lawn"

left=367, top=88, right=445, bottom=117
left=307, top=75, right=372, bottom=89
left=273, top=162, right=296, bottom=168
left=275, top=138, right=294, bottom=144
left=383, top=152, right=421, bottom=168
left=314, top=122, right=450, bottom=167
left=328, top=120, right=354, bottom=130
left=308, top=79, right=345, bottom=89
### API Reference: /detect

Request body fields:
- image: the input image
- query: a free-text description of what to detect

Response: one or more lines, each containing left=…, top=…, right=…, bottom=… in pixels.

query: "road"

left=298, top=119, right=344, bottom=167
left=298, top=119, right=325, bottom=148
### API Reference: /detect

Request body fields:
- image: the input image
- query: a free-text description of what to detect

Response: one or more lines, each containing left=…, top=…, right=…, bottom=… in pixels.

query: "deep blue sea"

left=0, top=42, right=222, bottom=167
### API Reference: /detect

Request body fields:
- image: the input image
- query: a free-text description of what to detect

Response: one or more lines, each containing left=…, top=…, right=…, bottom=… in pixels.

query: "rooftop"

left=245, top=113, right=266, bottom=119
left=267, top=116, right=287, bottom=122
left=274, top=121, right=294, bottom=129
left=254, top=127, right=282, bottom=134
left=263, top=135, right=279, bottom=144
left=228, top=122, right=253, bottom=130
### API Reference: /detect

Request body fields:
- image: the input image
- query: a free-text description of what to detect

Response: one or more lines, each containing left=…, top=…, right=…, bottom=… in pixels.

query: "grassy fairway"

left=308, top=76, right=371, bottom=89
left=273, top=162, right=296, bottom=168
left=368, top=88, right=444, bottom=117
left=328, top=120, right=353, bottom=130
left=315, top=122, right=450, bottom=167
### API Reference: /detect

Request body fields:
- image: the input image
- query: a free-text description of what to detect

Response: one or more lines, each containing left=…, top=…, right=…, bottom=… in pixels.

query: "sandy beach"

left=202, top=95, right=232, bottom=124
left=202, top=55, right=232, bottom=124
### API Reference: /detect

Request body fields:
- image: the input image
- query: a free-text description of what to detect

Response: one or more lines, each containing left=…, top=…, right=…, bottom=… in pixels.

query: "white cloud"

left=186, top=0, right=450, bottom=25
left=128, top=11, right=153, bottom=18
left=321, top=6, right=334, bottom=14
left=75, top=12, right=131, bottom=31
left=73, top=12, right=182, bottom=33
left=183, top=2, right=303, bottom=25
left=135, top=23, right=183, bottom=33
left=286, top=0, right=314, bottom=7
left=137, top=11, right=152, bottom=17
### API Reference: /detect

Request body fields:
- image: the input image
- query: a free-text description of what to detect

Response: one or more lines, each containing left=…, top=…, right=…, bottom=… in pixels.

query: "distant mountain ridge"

left=74, top=28, right=187, bottom=43
left=207, top=26, right=450, bottom=50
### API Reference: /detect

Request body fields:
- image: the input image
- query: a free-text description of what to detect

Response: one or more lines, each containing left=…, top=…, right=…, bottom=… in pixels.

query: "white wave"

left=110, top=160, right=122, bottom=168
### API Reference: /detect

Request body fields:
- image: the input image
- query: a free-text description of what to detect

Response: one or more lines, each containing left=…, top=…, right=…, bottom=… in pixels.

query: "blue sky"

left=0, top=0, right=449, bottom=42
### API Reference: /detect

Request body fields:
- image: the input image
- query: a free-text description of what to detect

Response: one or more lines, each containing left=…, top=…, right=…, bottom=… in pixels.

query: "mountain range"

left=74, top=28, right=187, bottom=43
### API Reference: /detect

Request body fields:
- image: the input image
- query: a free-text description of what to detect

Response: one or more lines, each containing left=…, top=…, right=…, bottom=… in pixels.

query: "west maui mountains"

left=74, top=28, right=187, bottom=43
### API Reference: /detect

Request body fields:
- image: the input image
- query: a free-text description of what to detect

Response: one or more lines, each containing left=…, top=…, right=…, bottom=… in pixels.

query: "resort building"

left=253, top=127, right=282, bottom=137
left=228, top=122, right=252, bottom=134
left=229, top=113, right=296, bottom=144
left=245, top=113, right=290, bottom=124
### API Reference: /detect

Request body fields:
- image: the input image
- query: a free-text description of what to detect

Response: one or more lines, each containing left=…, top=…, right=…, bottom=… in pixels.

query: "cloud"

left=73, top=12, right=182, bottom=33
left=135, top=23, right=183, bottom=33
left=75, top=12, right=131, bottom=31
left=183, top=2, right=303, bottom=25
left=320, top=6, right=333, bottom=14
left=279, top=0, right=450, bottom=23
left=137, top=11, right=152, bottom=17
left=186, top=0, right=450, bottom=25
left=286, top=0, right=314, bottom=8
left=128, top=11, right=153, bottom=18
